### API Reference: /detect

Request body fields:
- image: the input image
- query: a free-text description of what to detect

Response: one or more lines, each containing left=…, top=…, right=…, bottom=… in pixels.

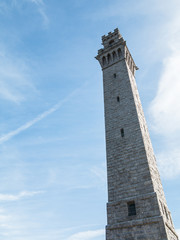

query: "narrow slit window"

left=127, top=201, right=136, bottom=216
left=121, top=128, right=124, bottom=137
left=117, top=96, right=120, bottom=102
left=113, top=73, right=116, bottom=78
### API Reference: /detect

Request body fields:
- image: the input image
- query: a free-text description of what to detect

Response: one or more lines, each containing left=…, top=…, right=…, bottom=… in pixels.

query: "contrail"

left=0, top=86, right=84, bottom=144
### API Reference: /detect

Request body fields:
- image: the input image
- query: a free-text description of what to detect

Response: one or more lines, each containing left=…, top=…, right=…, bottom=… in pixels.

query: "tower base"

left=106, top=216, right=178, bottom=240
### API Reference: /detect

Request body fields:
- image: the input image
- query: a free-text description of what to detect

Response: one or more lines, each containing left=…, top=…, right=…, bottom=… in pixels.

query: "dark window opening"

left=121, top=128, right=124, bottom=137
left=109, top=40, right=114, bottom=45
left=117, top=96, right=120, bottom=102
left=128, top=201, right=136, bottom=216
left=118, top=48, right=122, bottom=58
left=107, top=54, right=112, bottom=64
left=102, top=56, right=106, bottom=66
left=114, top=73, right=116, bottom=78
left=112, top=51, right=117, bottom=61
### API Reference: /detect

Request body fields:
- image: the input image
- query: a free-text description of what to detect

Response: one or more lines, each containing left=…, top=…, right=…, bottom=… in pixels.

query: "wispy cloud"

left=0, top=86, right=83, bottom=144
left=149, top=41, right=180, bottom=135
left=91, top=164, right=106, bottom=183
left=148, top=6, right=180, bottom=179
left=0, top=191, right=44, bottom=201
left=90, top=0, right=166, bottom=21
left=0, top=2, right=9, bottom=15
left=157, top=149, right=180, bottom=179
left=0, top=0, right=49, bottom=28
left=0, top=45, right=35, bottom=103
left=67, top=229, right=105, bottom=240
left=30, top=0, right=43, bottom=4
left=0, top=209, right=13, bottom=231
left=29, top=0, right=49, bottom=28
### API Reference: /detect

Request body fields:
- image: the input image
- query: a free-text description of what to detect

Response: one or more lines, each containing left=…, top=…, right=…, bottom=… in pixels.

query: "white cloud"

left=176, top=229, right=180, bottom=238
left=0, top=0, right=49, bottom=28
left=0, top=86, right=83, bottom=144
left=147, top=4, right=180, bottom=179
left=90, top=0, right=177, bottom=21
left=149, top=16, right=180, bottom=135
left=67, top=229, right=105, bottom=240
left=91, top=164, right=106, bottom=183
left=29, top=0, right=49, bottom=28
left=0, top=211, right=13, bottom=230
left=149, top=53, right=180, bottom=134
left=0, top=46, right=35, bottom=103
left=0, top=2, right=8, bottom=14
left=148, top=5, right=180, bottom=134
left=157, top=149, right=180, bottom=179
left=0, top=191, right=44, bottom=201
left=30, top=0, right=44, bottom=4
left=0, top=207, right=26, bottom=237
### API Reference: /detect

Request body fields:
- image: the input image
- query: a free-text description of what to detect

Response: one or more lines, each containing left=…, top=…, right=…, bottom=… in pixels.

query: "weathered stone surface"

left=96, top=28, right=179, bottom=240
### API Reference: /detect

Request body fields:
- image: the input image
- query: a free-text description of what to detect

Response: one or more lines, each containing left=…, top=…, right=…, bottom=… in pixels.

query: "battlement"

left=101, top=28, right=123, bottom=49
left=96, top=29, right=138, bottom=74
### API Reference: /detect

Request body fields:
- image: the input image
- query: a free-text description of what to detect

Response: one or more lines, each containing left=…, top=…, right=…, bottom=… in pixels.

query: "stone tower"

left=96, top=28, right=179, bottom=240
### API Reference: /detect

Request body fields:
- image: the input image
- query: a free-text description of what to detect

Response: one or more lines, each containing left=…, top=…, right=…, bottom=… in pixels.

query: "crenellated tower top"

left=101, top=28, right=123, bottom=49
left=96, top=28, right=138, bottom=75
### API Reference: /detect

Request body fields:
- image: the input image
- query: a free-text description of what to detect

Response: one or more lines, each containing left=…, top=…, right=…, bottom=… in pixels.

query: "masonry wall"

left=106, top=217, right=168, bottom=240
left=103, top=59, right=155, bottom=202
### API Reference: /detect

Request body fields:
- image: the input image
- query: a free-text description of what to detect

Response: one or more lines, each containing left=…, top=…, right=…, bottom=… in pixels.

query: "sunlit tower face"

left=96, top=28, right=179, bottom=240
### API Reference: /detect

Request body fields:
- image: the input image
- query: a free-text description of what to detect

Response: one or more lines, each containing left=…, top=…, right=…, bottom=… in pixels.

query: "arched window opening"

left=117, top=96, right=120, bottom=102
left=118, top=48, right=122, bottom=58
left=107, top=54, right=112, bottom=64
left=112, top=51, right=117, bottom=61
left=109, top=40, right=114, bottom=46
left=102, top=56, right=106, bottom=66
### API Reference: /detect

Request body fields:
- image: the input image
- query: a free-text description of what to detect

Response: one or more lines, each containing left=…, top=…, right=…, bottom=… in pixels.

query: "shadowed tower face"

left=96, top=29, right=179, bottom=240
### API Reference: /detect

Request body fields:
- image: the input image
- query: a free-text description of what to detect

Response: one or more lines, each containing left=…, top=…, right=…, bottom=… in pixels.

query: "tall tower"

left=96, top=29, right=179, bottom=240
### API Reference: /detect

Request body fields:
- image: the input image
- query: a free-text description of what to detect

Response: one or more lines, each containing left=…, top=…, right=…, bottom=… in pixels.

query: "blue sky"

left=0, top=0, right=180, bottom=239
